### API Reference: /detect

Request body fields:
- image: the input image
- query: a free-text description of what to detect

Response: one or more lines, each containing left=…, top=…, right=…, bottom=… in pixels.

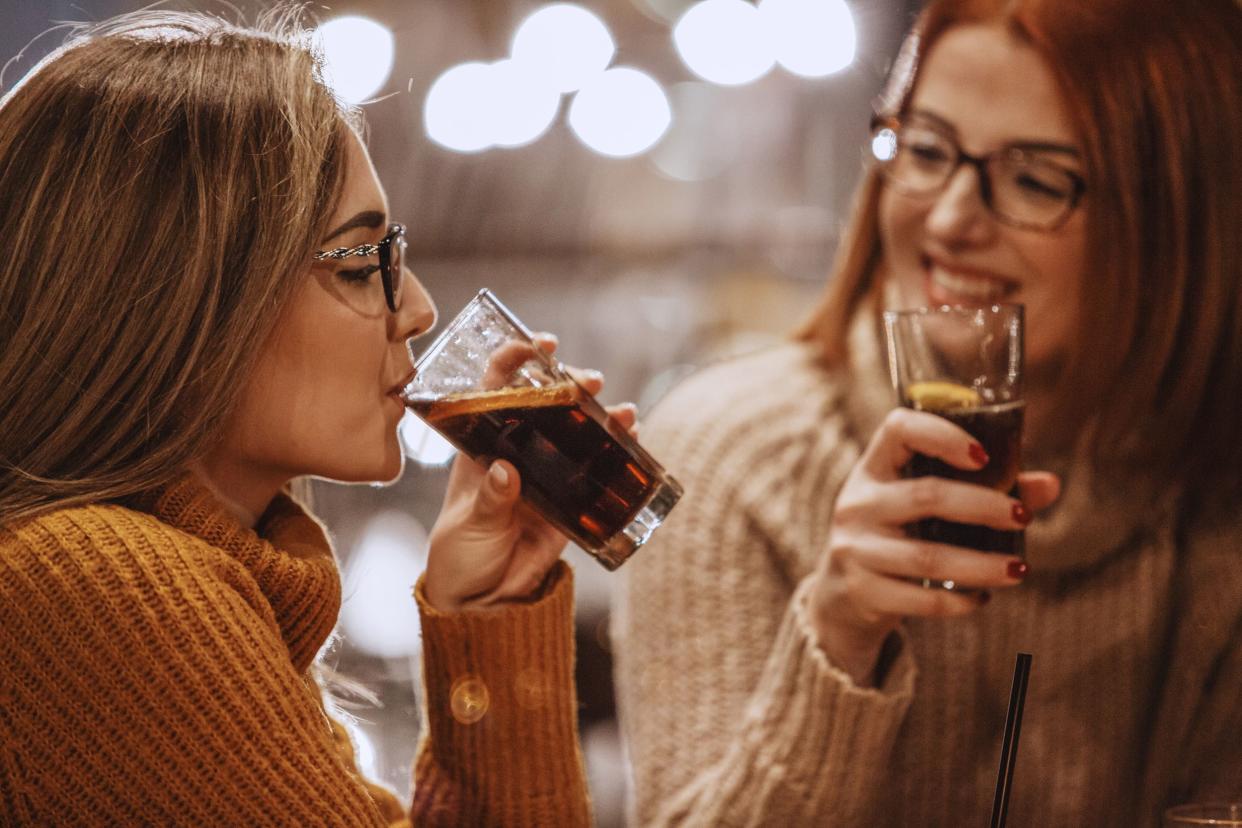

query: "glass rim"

left=409, top=287, right=534, bottom=373
left=882, top=302, right=1024, bottom=322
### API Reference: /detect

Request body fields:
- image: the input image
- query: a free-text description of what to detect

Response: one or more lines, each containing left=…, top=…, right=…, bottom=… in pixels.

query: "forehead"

left=910, top=23, right=1079, bottom=150
left=330, top=131, right=387, bottom=226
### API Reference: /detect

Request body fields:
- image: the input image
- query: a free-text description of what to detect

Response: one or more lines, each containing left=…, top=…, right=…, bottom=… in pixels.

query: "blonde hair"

left=796, top=0, right=1242, bottom=503
left=0, top=9, right=357, bottom=523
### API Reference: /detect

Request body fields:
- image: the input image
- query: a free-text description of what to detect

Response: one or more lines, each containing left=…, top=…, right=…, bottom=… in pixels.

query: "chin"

left=316, top=442, right=406, bottom=486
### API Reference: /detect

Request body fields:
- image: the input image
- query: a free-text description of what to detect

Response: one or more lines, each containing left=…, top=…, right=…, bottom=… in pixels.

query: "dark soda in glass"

left=905, top=384, right=1025, bottom=555
left=407, top=382, right=662, bottom=564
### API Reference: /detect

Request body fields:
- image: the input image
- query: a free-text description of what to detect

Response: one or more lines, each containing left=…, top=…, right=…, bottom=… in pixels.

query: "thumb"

left=468, top=460, right=521, bottom=531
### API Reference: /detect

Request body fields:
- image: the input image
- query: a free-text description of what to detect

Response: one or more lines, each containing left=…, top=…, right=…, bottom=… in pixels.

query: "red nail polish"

left=968, top=442, right=989, bottom=466
left=1012, top=502, right=1032, bottom=525
left=1007, top=560, right=1029, bottom=580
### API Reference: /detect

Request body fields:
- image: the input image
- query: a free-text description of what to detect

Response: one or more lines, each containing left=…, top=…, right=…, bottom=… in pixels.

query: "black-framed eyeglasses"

left=869, top=115, right=1086, bottom=231
left=312, top=223, right=407, bottom=313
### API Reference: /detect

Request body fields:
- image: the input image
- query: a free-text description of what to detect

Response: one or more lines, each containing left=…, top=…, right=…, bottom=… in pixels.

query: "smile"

left=923, top=257, right=1018, bottom=304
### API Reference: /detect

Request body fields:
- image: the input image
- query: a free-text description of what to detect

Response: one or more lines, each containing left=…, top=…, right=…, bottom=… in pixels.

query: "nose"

left=924, top=164, right=995, bottom=245
left=393, top=266, right=437, bottom=343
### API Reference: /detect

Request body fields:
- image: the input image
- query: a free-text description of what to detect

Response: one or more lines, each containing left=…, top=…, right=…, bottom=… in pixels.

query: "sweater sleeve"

left=612, top=360, right=917, bottom=827
left=409, top=561, right=592, bottom=828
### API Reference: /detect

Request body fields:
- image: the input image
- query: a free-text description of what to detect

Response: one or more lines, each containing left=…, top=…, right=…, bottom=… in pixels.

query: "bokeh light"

left=488, top=59, right=563, bottom=148
left=871, top=126, right=897, bottom=162
left=424, top=61, right=497, bottom=153
left=672, top=0, right=774, bottom=86
left=512, top=3, right=616, bottom=93
left=338, top=511, right=429, bottom=660
left=314, top=16, right=395, bottom=104
left=760, top=0, right=856, bottom=78
left=568, top=67, right=672, bottom=158
left=649, top=81, right=738, bottom=181
left=399, top=412, right=457, bottom=466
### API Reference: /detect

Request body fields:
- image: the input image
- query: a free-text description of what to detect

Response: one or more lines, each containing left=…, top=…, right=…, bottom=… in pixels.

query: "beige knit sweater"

left=613, top=331, right=1242, bottom=826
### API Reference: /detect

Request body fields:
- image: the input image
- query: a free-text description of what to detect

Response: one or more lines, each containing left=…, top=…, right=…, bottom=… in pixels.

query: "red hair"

left=797, top=0, right=1242, bottom=504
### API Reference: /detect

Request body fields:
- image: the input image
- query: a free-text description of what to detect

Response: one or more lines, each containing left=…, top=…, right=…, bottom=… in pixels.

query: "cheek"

left=878, top=188, right=926, bottom=298
left=228, top=289, right=402, bottom=480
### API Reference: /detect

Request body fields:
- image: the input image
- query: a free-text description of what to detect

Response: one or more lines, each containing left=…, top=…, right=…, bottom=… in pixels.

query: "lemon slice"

left=907, top=380, right=981, bottom=412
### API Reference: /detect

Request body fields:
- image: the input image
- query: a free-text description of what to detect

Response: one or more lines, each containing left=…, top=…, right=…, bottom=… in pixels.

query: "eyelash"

left=337, top=264, right=380, bottom=283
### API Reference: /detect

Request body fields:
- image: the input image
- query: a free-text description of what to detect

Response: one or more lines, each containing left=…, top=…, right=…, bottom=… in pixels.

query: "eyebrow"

left=908, top=108, right=1082, bottom=157
left=321, top=210, right=386, bottom=244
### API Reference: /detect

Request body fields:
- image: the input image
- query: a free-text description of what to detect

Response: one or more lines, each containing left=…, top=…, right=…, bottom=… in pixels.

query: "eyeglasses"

left=869, top=115, right=1086, bottom=231
left=312, top=223, right=407, bottom=313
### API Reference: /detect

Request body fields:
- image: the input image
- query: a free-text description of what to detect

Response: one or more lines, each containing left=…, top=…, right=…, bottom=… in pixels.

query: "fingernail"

left=489, top=463, right=509, bottom=489
left=968, top=442, right=989, bottom=466
left=978, top=590, right=992, bottom=605
left=1007, top=560, right=1029, bottom=580
left=1012, top=502, right=1033, bottom=525
left=587, top=369, right=604, bottom=382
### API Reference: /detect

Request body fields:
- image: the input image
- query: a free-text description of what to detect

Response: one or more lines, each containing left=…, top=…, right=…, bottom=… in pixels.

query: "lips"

left=922, top=255, right=1018, bottom=305
left=387, top=370, right=416, bottom=397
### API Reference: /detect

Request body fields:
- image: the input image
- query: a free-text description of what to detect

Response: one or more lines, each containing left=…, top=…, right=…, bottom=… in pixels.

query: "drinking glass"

left=402, top=289, right=683, bottom=570
left=883, top=304, right=1025, bottom=588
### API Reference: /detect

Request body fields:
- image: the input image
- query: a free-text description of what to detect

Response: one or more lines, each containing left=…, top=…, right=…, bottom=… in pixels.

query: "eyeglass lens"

left=384, top=225, right=405, bottom=312
left=875, top=123, right=1079, bottom=229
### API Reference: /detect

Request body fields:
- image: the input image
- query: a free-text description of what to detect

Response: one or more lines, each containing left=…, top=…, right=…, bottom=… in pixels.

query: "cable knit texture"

left=0, top=474, right=590, bottom=827
left=612, top=328, right=1242, bottom=827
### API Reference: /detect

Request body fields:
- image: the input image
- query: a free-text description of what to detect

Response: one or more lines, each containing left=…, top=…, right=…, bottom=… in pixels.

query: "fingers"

left=467, top=459, right=522, bottom=533
left=871, top=476, right=1029, bottom=531
left=567, top=367, right=604, bottom=396
left=532, top=332, right=558, bottom=354
left=852, top=568, right=991, bottom=618
left=850, top=534, right=1025, bottom=590
left=605, top=402, right=638, bottom=436
left=1017, top=471, right=1061, bottom=511
left=864, top=408, right=985, bottom=481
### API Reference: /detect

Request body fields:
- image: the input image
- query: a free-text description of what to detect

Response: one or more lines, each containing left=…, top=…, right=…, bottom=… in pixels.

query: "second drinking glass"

left=883, top=304, right=1025, bottom=588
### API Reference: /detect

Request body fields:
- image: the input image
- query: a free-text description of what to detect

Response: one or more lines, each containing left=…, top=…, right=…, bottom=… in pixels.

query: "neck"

left=188, top=455, right=287, bottom=530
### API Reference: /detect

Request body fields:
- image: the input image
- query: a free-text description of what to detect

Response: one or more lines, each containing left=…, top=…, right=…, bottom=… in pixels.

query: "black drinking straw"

left=990, top=652, right=1033, bottom=828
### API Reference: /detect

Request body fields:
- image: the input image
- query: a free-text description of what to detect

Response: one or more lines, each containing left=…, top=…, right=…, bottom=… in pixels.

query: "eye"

left=1014, top=171, right=1070, bottom=200
left=337, top=264, right=380, bottom=284
left=909, top=142, right=950, bottom=162
left=898, top=127, right=954, bottom=168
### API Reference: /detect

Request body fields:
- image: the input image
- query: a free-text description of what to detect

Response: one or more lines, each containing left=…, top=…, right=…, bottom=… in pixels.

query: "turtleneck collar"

left=130, top=474, right=341, bottom=672
left=837, top=303, right=1176, bottom=575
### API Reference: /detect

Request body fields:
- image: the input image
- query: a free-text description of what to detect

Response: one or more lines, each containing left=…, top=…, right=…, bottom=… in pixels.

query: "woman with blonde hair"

left=614, top=0, right=1242, bottom=824
left=0, top=10, right=614, bottom=826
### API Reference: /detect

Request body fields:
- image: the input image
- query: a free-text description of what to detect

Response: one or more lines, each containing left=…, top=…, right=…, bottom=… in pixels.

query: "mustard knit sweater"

left=0, top=475, right=591, bottom=827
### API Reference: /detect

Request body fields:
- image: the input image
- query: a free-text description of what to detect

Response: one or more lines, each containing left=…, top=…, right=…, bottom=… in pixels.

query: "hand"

left=422, top=334, right=638, bottom=612
left=807, top=407, right=1061, bottom=686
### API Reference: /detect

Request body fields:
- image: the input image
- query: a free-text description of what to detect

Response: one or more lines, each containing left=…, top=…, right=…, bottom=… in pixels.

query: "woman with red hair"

left=615, top=0, right=1242, bottom=824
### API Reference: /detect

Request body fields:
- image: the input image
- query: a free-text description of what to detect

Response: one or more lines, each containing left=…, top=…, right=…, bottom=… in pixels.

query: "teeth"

left=930, top=266, right=1007, bottom=301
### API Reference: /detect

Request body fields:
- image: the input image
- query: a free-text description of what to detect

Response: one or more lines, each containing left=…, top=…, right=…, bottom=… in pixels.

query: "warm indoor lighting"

left=672, top=0, right=774, bottom=86
left=338, top=512, right=429, bottom=660
left=871, top=126, right=897, bottom=162
left=568, top=67, right=672, bottom=158
left=399, top=412, right=456, bottom=466
left=424, top=61, right=498, bottom=153
left=314, top=16, right=395, bottom=104
left=760, top=0, right=856, bottom=78
left=512, top=3, right=616, bottom=93
left=487, top=59, right=563, bottom=148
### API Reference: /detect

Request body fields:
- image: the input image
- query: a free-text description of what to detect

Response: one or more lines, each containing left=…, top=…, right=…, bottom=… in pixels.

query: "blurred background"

left=1, top=0, right=919, bottom=822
